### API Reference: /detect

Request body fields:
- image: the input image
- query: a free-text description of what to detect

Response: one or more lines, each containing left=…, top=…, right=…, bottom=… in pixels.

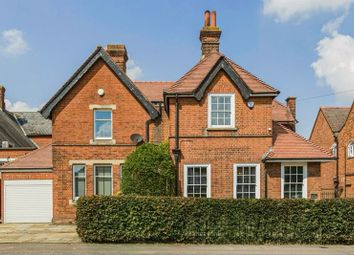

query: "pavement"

left=0, top=224, right=80, bottom=243
left=0, top=243, right=353, bottom=255
left=0, top=224, right=352, bottom=255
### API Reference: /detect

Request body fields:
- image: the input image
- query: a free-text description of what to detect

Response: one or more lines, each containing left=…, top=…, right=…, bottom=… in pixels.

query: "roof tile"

left=321, top=107, right=350, bottom=133
left=265, top=123, right=333, bottom=161
left=0, top=143, right=52, bottom=169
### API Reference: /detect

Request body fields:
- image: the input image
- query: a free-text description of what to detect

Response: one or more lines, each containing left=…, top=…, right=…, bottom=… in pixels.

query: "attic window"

left=331, top=143, right=337, bottom=157
left=208, top=94, right=235, bottom=128
left=348, top=143, right=354, bottom=158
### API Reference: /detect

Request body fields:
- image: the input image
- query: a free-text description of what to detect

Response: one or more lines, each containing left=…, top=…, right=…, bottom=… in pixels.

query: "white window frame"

left=94, top=165, right=113, bottom=196
left=233, top=163, right=261, bottom=199
left=72, top=164, right=86, bottom=200
left=183, top=164, right=211, bottom=198
left=94, top=109, right=113, bottom=140
left=281, top=162, right=308, bottom=199
left=208, top=93, right=235, bottom=128
left=348, top=143, right=354, bottom=158
left=331, top=143, right=337, bottom=157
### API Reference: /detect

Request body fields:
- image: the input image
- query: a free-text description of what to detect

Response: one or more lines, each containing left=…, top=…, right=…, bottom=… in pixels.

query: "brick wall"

left=51, top=59, right=161, bottom=222
left=168, top=71, right=274, bottom=198
left=309, top=110, right=336, bottom=193
left=338, top=105, right=354, bottom=198
left=31, top=136, right=52, bottom=148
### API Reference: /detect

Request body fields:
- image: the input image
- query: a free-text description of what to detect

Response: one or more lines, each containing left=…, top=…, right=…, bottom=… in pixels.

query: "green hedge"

left=76, top=196, right=354, bottom=244
left=121, top=142, right=175, bottom=196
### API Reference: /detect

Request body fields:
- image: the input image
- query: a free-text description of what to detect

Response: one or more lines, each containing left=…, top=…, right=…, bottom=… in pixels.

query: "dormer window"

left=94, top=110, right=112, bottom=140
left=208, top=94, right=235, bottom=128
left=331, top=143, right=337, bottom=157
left=348, top=143, right=354, bottom=158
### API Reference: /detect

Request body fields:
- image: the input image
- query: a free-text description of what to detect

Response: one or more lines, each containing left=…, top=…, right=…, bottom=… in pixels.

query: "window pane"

left=95, top=166, right=112, bottom=195
left=95, top=111, right=111, bottom=119
left=73, top=165, right=85, bottom=198
left=75, top=178, right=85, bottom=198
left=95, top=120, right=112, bottom=138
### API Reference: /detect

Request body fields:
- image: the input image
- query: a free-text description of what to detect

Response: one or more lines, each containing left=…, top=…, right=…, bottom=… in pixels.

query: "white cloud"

left=0, top=29, right=29, bottom=56
left=5, top=99, right=38, bottom=112
left=311, top=33, right=354, bottom=101
left=263, top=0, right=353, bottom=22
left=126, top=60, right=142, bottom=80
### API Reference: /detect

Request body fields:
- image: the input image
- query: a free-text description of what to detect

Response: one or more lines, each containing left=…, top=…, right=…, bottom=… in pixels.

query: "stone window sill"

left=206, top=127, right=238, bottom=131
left=89, top=139, right=116, bottom=145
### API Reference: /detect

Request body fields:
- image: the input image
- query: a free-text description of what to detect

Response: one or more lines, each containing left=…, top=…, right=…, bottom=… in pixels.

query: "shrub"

left=76, top=196, right=354, bottom=244
left=121, top=142, right=175, bottom=196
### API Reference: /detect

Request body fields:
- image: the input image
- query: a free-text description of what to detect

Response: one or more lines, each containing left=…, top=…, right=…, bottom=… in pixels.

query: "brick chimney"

left=286, top=97, right=296, bottom=119
left=0, top=85, right=5, bottom=111
left=106, top=44, right=128, bottom=73
left=200, top=10, right=222, bottom=59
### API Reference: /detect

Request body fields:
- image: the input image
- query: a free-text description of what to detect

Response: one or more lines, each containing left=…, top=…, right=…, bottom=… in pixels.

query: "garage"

left=4, top=180, right=52, bottom=223
left=0, top=144, right=53, bottom=223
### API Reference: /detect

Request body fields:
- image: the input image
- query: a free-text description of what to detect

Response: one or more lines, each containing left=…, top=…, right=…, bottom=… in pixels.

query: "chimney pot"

left=199, top=11, right=221, bottom=59
left=0, top=85, right=5, bottom=111
left=106, top=44, right=128, bottom=73
left=204, top=10, right=210, bottom=27
left=211, top=11, right=216, bottom=27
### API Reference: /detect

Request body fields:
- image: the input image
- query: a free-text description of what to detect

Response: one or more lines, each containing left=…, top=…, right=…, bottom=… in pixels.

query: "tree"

left=121, top=142, right=175, bottom=196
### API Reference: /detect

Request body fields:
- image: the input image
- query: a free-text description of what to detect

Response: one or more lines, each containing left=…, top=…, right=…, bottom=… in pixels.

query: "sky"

left=0, top=0, right=353, bottom=137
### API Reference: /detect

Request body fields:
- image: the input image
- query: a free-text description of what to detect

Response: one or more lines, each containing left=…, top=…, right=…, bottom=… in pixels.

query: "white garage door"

left=4, top=180, right=53, bottom=223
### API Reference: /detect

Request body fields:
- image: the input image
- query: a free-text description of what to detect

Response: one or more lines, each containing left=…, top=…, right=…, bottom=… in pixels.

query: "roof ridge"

left=277, top=123, right=332, bottom=157
left=273, top=99, right=288, bottom=109
left=321, top=106, right=351, bottom=109
left=224, top=56, right=279, bottom=93
left=1, top=143, right=52, bottom=168
left=168, top=53, right=222, bottom=91
left=134, top=81, right=175, bottom=83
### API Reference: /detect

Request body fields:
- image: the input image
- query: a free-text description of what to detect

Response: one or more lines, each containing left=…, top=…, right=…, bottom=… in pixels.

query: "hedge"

left=121, top=142, right=175, bottom=196
left=76, top=196, right=354, bottom=244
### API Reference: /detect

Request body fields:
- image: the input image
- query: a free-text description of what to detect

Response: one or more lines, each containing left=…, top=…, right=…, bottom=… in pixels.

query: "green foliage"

left=76, top=196, right=354, bottom=244
left=121, top=142, right=175, bottom=196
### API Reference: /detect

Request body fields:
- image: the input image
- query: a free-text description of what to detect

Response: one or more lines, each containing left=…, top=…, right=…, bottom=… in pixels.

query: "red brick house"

left=310, top=102, right=354, bottom=198
left=0, top=11, right=334, bottom=223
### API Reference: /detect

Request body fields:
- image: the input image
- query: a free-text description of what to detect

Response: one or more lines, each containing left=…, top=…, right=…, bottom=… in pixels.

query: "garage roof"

left=0, top=144, right=52, bottom=170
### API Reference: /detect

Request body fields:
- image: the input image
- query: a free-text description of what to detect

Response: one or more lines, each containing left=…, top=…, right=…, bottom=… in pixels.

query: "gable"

left=164, top=53, right=279, bottom=108
left=41, top=47, right=159, bottom=120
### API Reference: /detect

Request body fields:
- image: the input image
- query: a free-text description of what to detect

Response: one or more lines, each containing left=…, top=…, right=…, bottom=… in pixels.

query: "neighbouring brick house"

left=0, top=85, right=52, bottom=222
left=0, top=11, right=334, bottom=223
left=310, top=103, right=354, bottom=198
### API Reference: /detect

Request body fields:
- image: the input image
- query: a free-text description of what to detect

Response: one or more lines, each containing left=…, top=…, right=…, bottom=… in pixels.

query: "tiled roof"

left=321, top=107, right=351, bottom=133
left=272, top=100, right=295, bottom=123
left=0, top=143, right=52, bottom=169
left=166, top=52, right=278, bottom=94
left=264, top=123, right=333, bottom=161
left=135, top=81, right=174, bottom=102
left=13, top=112, right=52, bottom=136
left=0, top=111, right=35, bottom=149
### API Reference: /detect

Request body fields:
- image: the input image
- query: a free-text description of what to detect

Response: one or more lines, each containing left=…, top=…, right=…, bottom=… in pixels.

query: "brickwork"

left=309, top=111, right=336, bottom=193
left=51, top=59, right=161, bottom=222
left=338, top=104, right=354, bottom=197
left=31, top=136, right=52, bottom=148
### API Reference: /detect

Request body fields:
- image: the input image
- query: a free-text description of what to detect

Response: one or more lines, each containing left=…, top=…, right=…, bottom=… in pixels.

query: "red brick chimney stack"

left=0, top=85, right=6, bottom=111
left=200, top=10, right=222, bottom=59
left=106, top=44, right=128, bottom=73
left=286, top=97, right=296, bottom=120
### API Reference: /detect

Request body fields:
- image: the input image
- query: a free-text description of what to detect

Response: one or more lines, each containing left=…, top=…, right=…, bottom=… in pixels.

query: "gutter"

left=0, top=168, right=53, bottom=172
left=334, top=133, right=339, bottom=198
